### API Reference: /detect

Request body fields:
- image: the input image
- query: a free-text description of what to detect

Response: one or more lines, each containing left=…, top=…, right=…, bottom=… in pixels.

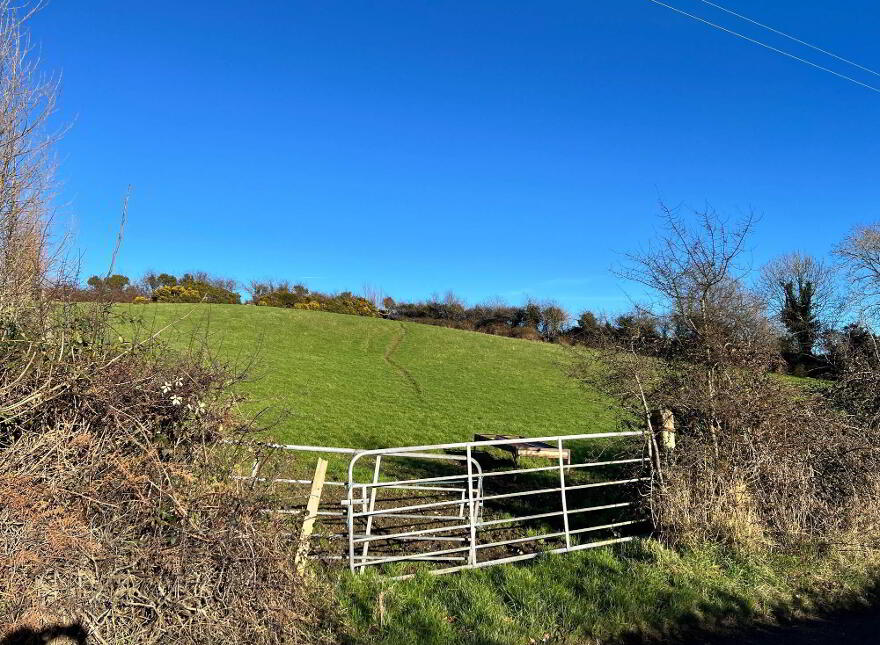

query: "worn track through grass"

left=382, top=322, right=422, bottom=398
left=119, top=303, right=620, bottom=449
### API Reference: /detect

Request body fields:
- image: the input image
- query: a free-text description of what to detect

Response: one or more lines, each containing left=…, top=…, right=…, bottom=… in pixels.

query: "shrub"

left=254, top=285, right=378, bottom=317
left=510, top=326, right=543, bottom=341
left=1, top=312, right=336, bottom=642
left=152, top=280, right=240, bottom=304
left=581, top=206, right=880, bottom=551
left=0, top=4, right=331, bottom=638
left=154, top=284, right=203, bottom=303
left=178, top=279, right=240, bottom=304
left=322, top=291, right=379, bottom=317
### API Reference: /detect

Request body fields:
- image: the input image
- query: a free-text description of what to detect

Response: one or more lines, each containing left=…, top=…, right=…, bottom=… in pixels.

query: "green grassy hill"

left=123, top=303, right=618, bottom=448
left=117, top=304, right=874, bottom=645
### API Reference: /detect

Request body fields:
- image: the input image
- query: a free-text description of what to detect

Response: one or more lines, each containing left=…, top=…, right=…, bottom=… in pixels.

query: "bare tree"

left=539, top=301, right=569, bottom=340
left=244, top=279, right=271, bottom=302
left=616, top=204, right=772, bottom=381
left=607, top=206, right=768, bottom=455
left=181, top=270, right=237, bottom=292
left=582, top=205, right=880, bottom=549
left=760, top=253, right=836, bottom=318
left=0, top=1, right=65, bottom=327
left=835, top=223, right=880, bottom=326
left=361, top=282, right=381, bottom=307
left=443, top=290, right=465, bottom=308
left=759, top=252, right=838, bottom=355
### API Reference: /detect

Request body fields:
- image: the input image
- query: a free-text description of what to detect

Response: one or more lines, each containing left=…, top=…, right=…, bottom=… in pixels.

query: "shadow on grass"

left=1, top=623, right=88, bottom=645
left=621, top=576, right=880, bottom=645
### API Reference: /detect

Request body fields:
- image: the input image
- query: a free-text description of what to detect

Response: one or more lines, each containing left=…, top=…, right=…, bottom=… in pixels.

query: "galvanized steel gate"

left=345, top=431, right=649, bottom=577
left=233, top=430, right=649, bottom=577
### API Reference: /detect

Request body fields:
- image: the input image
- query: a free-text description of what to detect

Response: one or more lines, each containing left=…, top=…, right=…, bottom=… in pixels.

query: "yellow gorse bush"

left=154, top=285, right=203, bottom=303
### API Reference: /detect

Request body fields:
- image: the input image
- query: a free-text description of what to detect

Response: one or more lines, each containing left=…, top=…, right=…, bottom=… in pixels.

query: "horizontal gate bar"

left=566, top=477, right=649, bottom=491
left=321, top=555, right=468, bottom=562
left=350, top=431, right=643, bottom=459
left=390, top=536, right=638, bottom=579
left=262, top=509, right=344, bottom=516
left=353, top=501, right=636, bottom=544
left=367, top=512, right=467, bottom=521
left=357, top=519, right=644, bottom=550
left=352, top=543, right=472, bottom=567
left=233, top=476, right=349, bottom=487
left=476, top=501, right=634, bottom=528
left=352, top=492, right=635, bottom=520
left=352, top=521, right=471, bottom=543
left=246, top=477, right=464, bottom=493
left=474, top=519, right=645, bottom=551
left=479, top=477, right=648, bottom=503
left=476, top=458, right=648, bottom=479
left=353, top=457, right=646, bottom=491
left=350, top=535, right=468, bottom=542
left=354, top=529, right=642, bottom=570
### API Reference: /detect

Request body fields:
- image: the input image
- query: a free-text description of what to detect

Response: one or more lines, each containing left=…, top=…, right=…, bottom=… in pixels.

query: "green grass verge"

left=338, top=540, right=878, bottom=644
left=118, top=303, right=620, bottom=448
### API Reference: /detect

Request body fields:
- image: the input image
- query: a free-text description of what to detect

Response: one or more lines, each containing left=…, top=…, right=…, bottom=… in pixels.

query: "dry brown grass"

left=0, top=2, right=342, bottom=640
left=589, top=343, right=880, bottom=553
left=0, top=337, right=339, bottom=643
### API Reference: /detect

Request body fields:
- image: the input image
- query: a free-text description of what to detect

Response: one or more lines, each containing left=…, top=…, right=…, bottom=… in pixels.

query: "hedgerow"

left=254, top=284, right=379, bottom=317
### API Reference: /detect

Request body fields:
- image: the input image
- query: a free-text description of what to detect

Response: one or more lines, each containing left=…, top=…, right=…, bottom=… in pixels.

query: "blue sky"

left=31, top=1, right=880, bottom=315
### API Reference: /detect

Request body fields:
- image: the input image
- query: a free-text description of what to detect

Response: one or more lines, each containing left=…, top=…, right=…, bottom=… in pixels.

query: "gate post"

left=465, top=445, right=478, bottom=566
left=347, top=460, right=356, bottom=573
left=295, top=457, right=328, bottom=575
left=651, top=408, right=676, bottom=454
left=557, top=438, right=571, bottom=549
left=361, top=455, right=382, bottom=562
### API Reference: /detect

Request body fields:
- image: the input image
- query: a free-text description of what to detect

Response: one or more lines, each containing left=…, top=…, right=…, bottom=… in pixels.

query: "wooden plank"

left=295, top=457, right=328, bottom=574
left=473, top=434, right=570, bottom=463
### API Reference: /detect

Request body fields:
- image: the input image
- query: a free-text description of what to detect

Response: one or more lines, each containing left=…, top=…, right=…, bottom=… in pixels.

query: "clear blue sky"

left=31, top=1, right=879, bottom=315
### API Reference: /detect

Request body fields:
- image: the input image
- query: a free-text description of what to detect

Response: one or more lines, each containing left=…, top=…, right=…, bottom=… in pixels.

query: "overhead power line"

left=643, top=0, right=880, bottom=94
left=698, top=0, right=880, bottom=77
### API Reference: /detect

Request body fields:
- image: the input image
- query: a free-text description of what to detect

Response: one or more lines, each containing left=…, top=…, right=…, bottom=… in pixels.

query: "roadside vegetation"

left=0, top=6, right=334, bottom=642
left=339, top=541, right=878, bottom=644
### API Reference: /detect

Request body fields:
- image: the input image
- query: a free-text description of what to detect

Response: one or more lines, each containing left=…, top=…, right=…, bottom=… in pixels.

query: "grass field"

left=118, top=303, right=877, bottom=644
left=121, top=303, right=619, bottom=448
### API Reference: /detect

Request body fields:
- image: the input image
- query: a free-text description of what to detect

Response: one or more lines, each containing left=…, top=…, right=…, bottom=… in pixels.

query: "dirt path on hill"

left=383, top=322, right=422, bottom=397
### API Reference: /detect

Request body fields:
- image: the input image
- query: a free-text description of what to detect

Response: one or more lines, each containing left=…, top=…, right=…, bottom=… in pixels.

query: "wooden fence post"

left=295, top=457, right=328, bottom=575
left=651, top=408, right=676, bottom=454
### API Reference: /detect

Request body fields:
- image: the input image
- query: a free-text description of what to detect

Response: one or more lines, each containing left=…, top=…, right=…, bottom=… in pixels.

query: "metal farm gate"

left=233, top=431, right=650, bottom=577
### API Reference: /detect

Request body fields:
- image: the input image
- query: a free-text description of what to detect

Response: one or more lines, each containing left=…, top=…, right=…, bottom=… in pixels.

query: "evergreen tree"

left=780, top=278, right=819, bottom=356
